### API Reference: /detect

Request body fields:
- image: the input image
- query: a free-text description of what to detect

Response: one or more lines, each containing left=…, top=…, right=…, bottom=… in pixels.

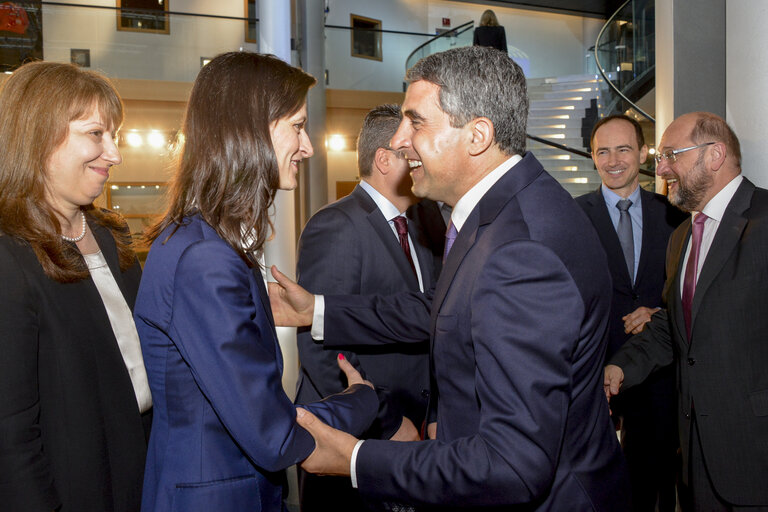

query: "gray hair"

left=357, top=104, right=402, bottom=177
left=405, top=46, right=528, bottom=156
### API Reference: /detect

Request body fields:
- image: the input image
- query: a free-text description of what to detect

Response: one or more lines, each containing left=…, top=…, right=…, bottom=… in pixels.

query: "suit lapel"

left=690, top=179, right=753, bottom=329
left=583, top=188, right=634, bottom=289
left=635, top=189, right=656, bottom=286
left=669, top=222, right=691, bottom=342
left=90, top=218, right=130, bottom=300
left=353, top=186, right=421, bottom=290
left=431, top=153, right=543, bottom=326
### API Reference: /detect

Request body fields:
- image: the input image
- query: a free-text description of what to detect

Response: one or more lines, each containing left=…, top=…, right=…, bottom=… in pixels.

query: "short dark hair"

left=406, top=46, right=528, bottom=156
left=590, top=114, right=645, bottom=152
left=357, top=104, right=402, bottom=178
left=146, top=51, right=316, bottom=261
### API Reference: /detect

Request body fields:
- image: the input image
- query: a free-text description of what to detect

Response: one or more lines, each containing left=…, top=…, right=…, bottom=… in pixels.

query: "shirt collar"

left=600, top=182, right=641, bottom=209
left=359, top=179, right=404, bottom=221
left=450, top=154, right=522, bottom=232
left=698, top=174, right=743, bottom=222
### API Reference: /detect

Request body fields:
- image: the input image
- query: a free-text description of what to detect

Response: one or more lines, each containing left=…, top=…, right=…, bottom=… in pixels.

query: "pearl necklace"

left=61, top=211, right=87, bottom=243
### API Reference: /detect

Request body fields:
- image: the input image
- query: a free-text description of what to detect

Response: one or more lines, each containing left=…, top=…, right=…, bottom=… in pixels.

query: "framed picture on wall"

left=350, top=14, right=382, bottom=61
left=116, top=0, right=169, bottom=34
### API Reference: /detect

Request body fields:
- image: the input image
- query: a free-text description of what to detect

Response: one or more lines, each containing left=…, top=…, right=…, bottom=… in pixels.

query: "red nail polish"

left=338, top=353, right=345, bottom=361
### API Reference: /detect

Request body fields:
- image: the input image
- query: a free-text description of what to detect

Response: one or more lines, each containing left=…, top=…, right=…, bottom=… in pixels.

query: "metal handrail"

left=593, top=0, right=655, bottom=122
left=404, top=20, right=474, bottom=71
left=525, top=134, right=591, bottom=159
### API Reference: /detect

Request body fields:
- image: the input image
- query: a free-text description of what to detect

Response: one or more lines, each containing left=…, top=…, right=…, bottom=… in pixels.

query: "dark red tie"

left=682, top=213, right=708, bottom=340
left=393, top=216, right=417, bottom=277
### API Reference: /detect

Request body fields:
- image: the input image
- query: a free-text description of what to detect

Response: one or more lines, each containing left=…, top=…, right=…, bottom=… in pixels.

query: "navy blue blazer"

left=323, top=153, right=630, bottom=510
left=295, top=186, right=444, bottom=438
left=135, top=215, right=377, bottom=512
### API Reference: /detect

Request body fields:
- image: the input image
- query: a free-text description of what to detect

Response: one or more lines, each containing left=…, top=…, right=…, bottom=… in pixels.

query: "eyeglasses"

left=654, top=142, right=715, bottom=165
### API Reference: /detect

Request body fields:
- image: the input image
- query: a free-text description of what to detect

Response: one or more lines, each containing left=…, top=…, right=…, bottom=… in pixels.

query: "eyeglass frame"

left=654, top=142, right=716, bottom=165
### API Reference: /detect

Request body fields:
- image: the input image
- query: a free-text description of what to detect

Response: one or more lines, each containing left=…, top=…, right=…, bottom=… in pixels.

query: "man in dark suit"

left=606, top=112, right=768, bottom=510
left=577, top=114, right=686, bottom=511
left=270, top=45, right=629, bottom=510
left=294, top=104, right=444, bottom=511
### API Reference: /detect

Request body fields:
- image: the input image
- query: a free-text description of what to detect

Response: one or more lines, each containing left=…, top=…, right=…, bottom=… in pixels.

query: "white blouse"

left=83, top=251, right=152, bottom=413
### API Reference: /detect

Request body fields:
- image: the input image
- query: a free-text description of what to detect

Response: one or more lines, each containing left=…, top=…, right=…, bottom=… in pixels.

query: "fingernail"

left=297, top=408, right=305, bottom=418
left=338, top=353, right=345, bottom=361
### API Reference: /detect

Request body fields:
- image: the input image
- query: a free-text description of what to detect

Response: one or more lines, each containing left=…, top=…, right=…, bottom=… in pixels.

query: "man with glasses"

left=605, top=112, right=768, bottom=510
left=577, top=114, right=686, bottom=512
left=293, top=104, right=445, bottom=511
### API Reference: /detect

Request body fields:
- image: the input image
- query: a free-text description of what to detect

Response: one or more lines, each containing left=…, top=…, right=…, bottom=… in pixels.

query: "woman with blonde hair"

left=473, top=9, right=508, bottom=53
left=0, top=61, right=151, bottom=511
left=135, top=51, right=377, bottom=512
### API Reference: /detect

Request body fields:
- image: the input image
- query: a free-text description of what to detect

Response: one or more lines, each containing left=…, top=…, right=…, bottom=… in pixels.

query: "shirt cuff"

left=311, top=295, right=325, bottom=340
left=350, top=439, right=365, bottom=489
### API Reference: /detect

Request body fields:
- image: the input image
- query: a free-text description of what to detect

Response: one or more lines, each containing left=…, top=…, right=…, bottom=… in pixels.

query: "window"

left=350, top=14, right=381, bottom=61
left=116, top=0, right=169, bottom=34
left=244, top=0, right=257, bottom=43
left=0, top=1, right=43, bottom=72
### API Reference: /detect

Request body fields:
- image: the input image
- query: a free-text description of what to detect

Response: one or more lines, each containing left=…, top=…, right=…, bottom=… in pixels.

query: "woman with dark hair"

left=473, top=9, right=508, bottom=54
left=134, top=51, right=377, bottom=512
left=0, top=61, right=151, bottom=511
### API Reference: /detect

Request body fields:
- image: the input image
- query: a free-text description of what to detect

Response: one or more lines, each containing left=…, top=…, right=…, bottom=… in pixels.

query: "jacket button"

left=632, top=294, right=640, bottom=301
left=685, top=413, right=691, bottom=419
left=687, top=358, right=696, bottom=366
left=421, top=389, right=430, bottom=398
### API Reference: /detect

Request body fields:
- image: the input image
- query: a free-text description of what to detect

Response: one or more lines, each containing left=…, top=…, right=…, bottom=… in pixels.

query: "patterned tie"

left=442, top=221, right=458, bottom=264
left=392, top=216, right=417, bottom=276
left=682, top=212, right=709, bottom=340
left=616, top=199, right=634, bottom=282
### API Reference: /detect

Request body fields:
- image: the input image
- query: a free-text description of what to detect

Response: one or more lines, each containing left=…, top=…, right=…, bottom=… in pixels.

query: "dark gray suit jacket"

left=295, top=185, right=444, bottom=438
left=611, top=177, right=768, bottom=505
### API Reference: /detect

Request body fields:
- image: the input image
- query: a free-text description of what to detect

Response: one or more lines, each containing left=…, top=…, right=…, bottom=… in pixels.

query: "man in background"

left=294, top=104, right=444, bottom=511
left=577, top=114, right=686, bottom=511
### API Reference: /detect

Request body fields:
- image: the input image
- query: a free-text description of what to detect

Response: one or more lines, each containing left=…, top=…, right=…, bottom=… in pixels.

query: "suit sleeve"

left=296, top=208, right=405, bottom=438
left=169, top=240, right=376, bottom=473
left=356, top=241, right=588, bottom=507
left=0, top=243, right=59, bottom=511
left=609, top=308, right=675, bottom=390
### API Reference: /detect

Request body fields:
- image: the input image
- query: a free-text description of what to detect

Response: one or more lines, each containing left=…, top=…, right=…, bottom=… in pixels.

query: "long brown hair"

left=0, top=61, right=135, bottom=283
left=145, top=51, right=316, bottom=265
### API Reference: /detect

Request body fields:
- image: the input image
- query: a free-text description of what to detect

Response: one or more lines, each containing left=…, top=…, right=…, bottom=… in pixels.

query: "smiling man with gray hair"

left=270, top=45, right=630, bottom=510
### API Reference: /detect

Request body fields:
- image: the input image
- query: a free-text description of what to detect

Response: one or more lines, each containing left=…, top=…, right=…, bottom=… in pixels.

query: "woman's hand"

left=337, top=354, right=374, bottom=390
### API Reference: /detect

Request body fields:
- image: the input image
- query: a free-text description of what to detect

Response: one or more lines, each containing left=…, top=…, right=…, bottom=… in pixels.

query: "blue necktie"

left=443, top=221, right=458, bottom=264
left=616, top=199, right=634, bottom=282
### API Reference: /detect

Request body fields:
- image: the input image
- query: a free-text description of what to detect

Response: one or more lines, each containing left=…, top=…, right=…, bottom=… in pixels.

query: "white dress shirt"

left=680, top=174, right=743, bottom=295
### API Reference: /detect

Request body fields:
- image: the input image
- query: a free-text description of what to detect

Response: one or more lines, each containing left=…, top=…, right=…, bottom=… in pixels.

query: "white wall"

left=325, top=0, right=604, bottom=92
left=42, top=0, right=257, bottom=82
left=726, top=0, right=768, bottom=188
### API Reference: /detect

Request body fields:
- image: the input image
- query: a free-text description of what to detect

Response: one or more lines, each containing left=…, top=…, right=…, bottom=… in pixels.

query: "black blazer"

left=0, top=219, right=147, bottom=512
left=473, top=25, right=508, bottom=54
left=576, top=187, right=686, bottom=359
left=612, top=178, right=768, bottom=505
left=295, top=185, right=444, bottom=438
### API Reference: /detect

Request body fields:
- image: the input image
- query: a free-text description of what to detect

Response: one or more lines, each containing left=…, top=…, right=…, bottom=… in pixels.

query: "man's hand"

left=389, top=416, right=419, bottom=442
left=296, top=408, right=358, bottom=476
left=268, top=266, right=315, bottom=326
left=426, top=422, right=437, bottom=440
left=337, top=353, right=374, bottom=390
left=622, top=306, right=660, bottom=334
left=604, top=364, right=624, bottom=402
